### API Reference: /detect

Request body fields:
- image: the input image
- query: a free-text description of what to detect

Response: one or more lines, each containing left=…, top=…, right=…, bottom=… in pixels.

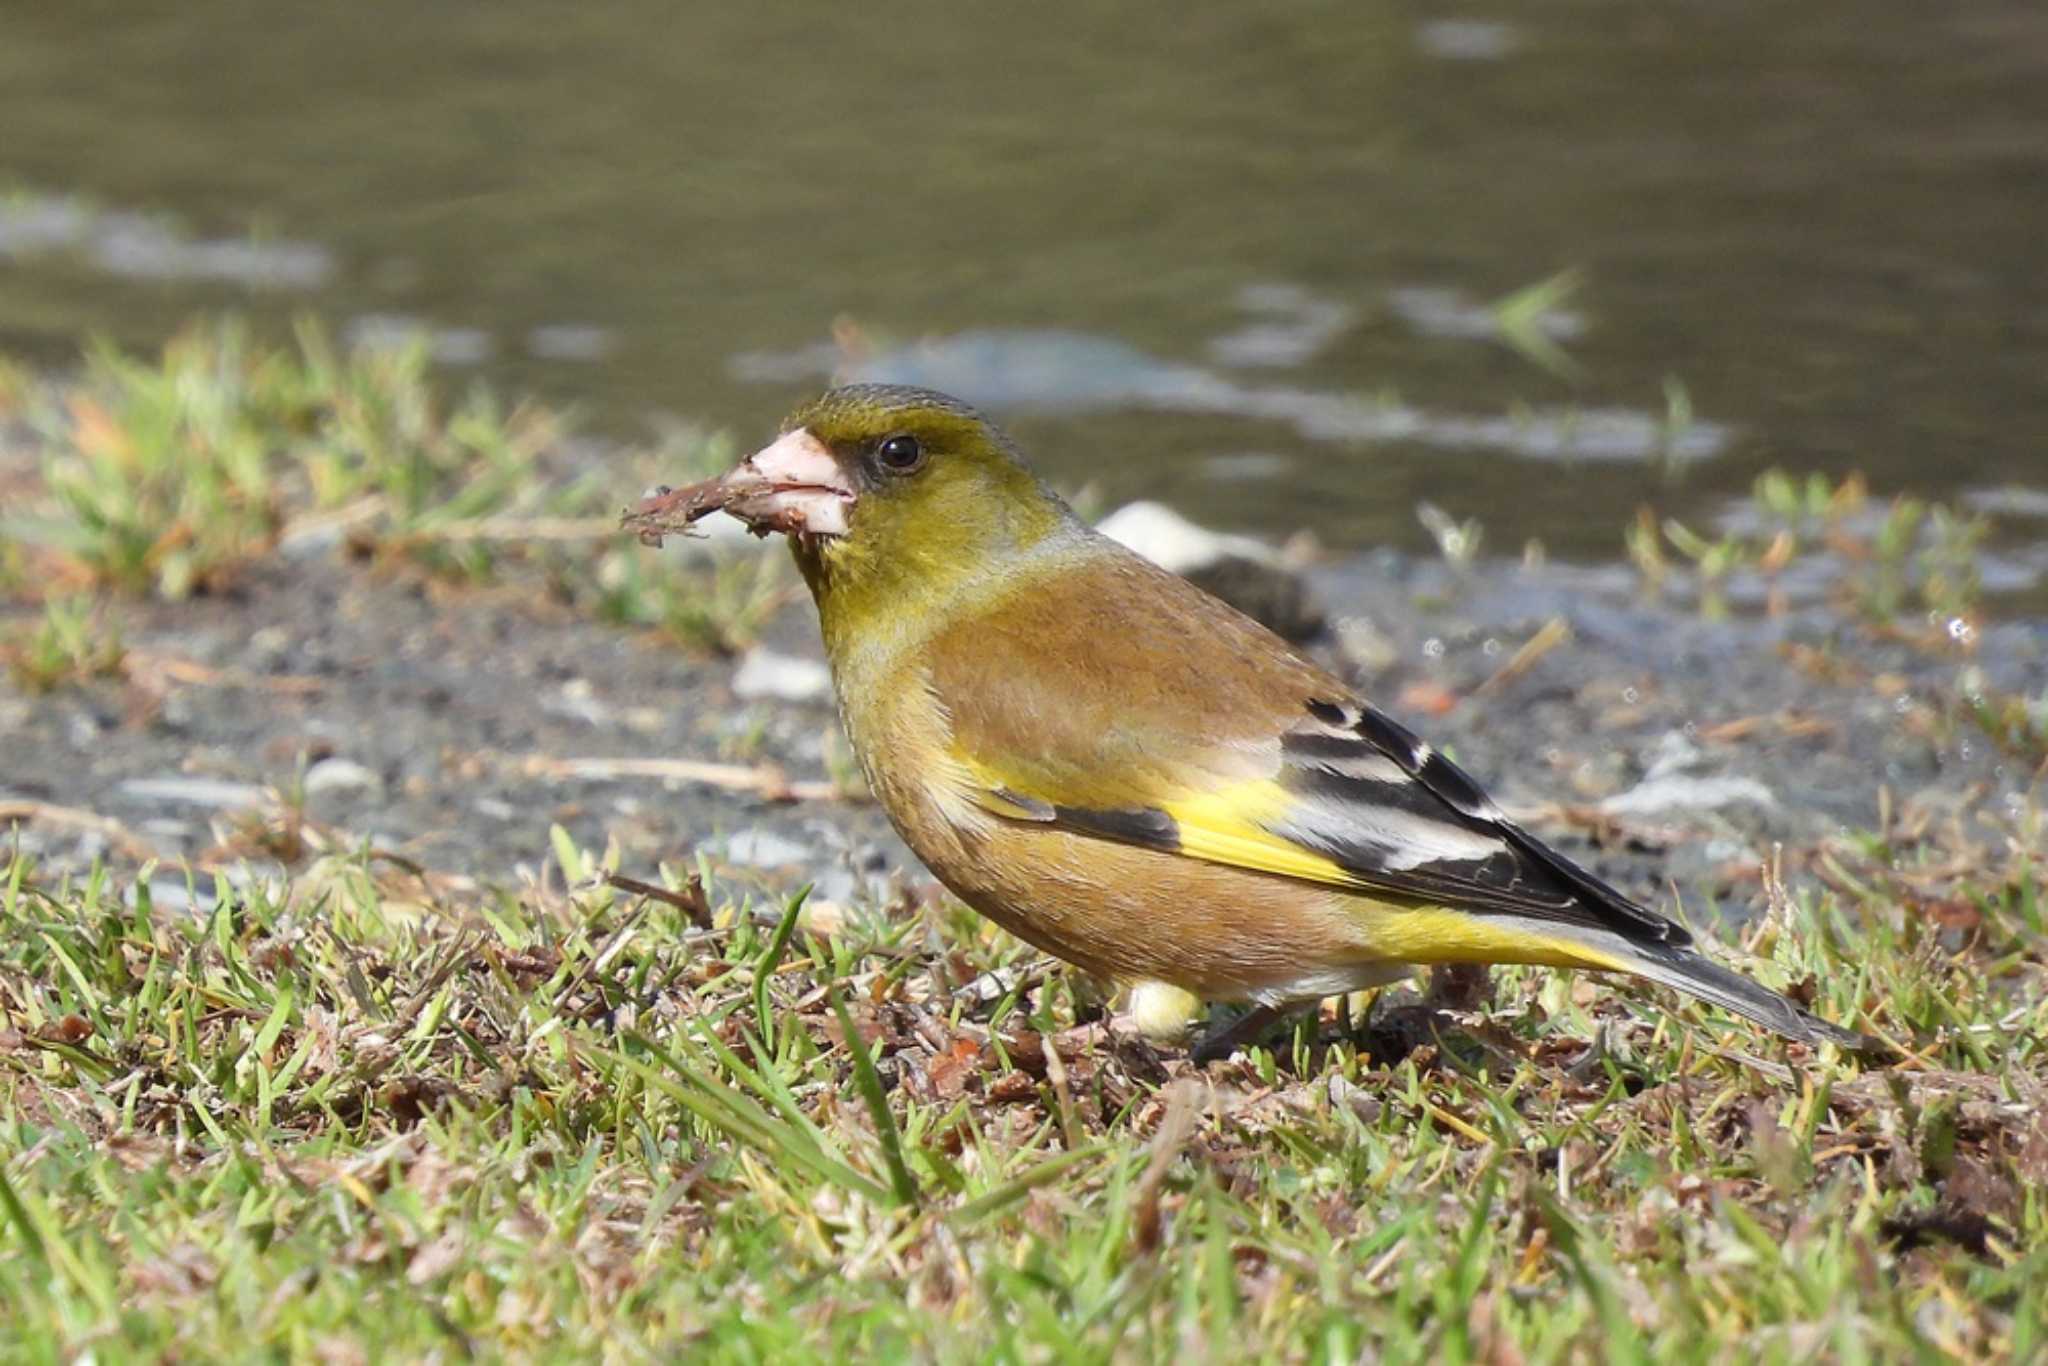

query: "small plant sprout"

left=1660, top=518, right=1746, bottom=620
left=1657, top=375, right=1697, bottom=483
left=1919, top=505, right=1989, bottom=624
left=1624, top=505, right=1669, bottom=600
left=1629, top=470, right=1995, bottom=626
left=2, top=595, right=126, bottom=692
left=1416, top=502, right=1484, bottom=577
left=1490, top=267, right=1585, bottom=380
left=3, top=319, right=790, bottom=666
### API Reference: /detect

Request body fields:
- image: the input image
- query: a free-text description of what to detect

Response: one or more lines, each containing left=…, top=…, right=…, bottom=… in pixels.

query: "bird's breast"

left=828, top=652, right=990, bottom=859
left=824, top=655, right=1371, bottom=996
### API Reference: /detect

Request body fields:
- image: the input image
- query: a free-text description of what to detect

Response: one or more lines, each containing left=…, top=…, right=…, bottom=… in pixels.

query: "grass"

left=0, top=595, right=125, bottom=694
left=2, top=315, right=2045, bottom=1359
left=0, top=809, right=2041, bottom=1360
left=0, top=319, right=788, bottom=654
left=1629, top=470, right=1994, bottom=624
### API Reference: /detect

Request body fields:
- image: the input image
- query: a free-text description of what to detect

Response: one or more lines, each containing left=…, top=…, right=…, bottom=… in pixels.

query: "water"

left=2, top=0, right=2045, bottom=565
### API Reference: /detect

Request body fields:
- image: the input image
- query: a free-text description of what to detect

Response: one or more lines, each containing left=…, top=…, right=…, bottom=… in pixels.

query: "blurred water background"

left=2, top=0, right=2044, bottom=562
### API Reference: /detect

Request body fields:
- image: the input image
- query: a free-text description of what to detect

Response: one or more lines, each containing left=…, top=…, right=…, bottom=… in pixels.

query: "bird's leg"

left=1190, top=1003, right=1291, bottom=1065
left=1338, top=988, right=1378, bottom=1045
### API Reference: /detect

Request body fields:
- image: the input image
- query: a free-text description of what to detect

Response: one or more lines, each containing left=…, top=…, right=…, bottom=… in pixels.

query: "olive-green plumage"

left=704, top=383, right=1870, bottom=1053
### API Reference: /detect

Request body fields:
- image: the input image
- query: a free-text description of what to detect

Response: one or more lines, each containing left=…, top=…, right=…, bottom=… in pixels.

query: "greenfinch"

left=628, top=384, right=1870, bottom=1057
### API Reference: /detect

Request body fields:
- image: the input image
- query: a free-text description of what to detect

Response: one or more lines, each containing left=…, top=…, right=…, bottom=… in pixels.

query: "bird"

left=624, top=382, right=1872, bottom=1060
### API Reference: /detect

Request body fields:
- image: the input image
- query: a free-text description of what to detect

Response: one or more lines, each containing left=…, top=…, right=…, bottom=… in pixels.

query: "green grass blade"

left=830, top=986, right=918, bottom=1208
left=755, top=886, right=809, bottom=1049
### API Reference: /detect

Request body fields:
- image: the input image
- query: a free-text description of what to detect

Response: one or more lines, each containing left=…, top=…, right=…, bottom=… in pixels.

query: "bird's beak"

left=713, top=428, right=856, bottom=538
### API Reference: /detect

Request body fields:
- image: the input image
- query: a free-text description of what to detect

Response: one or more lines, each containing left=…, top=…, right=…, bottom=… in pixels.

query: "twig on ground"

left=519, top=754, right=846, bottom=802
left=604, top=871, right=715, bottom=928
left=276, top=495, right=388, bottom=550
left=124, top=649, right=325, bottom=695
left=1131, top=1077, right=1202, bottom=1253
left=1472, top=616, right=1571, bottom=697
left=0, top=800, right=161, bottom=863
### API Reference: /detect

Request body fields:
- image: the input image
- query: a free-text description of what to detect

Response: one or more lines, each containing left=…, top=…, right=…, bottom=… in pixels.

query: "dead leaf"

left=927, top=1037, right=983, bottom=1100
left=406, top=1227, right=467, bottom=1285
left=1396, top=681, right=1458, bottom=717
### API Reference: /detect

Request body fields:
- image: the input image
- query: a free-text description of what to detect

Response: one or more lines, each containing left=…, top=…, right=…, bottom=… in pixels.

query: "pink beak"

left=714, top=428, right=856, bottom=538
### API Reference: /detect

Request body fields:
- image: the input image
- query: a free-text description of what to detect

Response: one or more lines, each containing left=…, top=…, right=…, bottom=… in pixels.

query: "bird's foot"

left=1190, top=1003, right=1290, bottom=1065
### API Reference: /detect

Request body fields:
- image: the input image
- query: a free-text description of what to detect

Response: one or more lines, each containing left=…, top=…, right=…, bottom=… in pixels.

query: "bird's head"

left=709, top=384, right=1074, bottom=608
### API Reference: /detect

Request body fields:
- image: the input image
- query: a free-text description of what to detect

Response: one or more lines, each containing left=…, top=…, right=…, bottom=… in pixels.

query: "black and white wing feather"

left=1282, top=698, right=1689, bottom=945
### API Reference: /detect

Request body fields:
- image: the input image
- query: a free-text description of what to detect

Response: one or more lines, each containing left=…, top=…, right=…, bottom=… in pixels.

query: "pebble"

left=1096, top=501, right=1274, bottom=574
left=723, top=827, right=812, bottom=868
left=128, top=879, right=217, bottom=914
left=798, top=898, right=849, bottom=937
left=1098, top=501, right=1325, bottom=640
left=154, top=693, right=197, bottom=734
left=809, top=869, right=864, bottom=906
left=118, top=777, right=267, bottom=809
left=303, top=758, right=383, bottom=797
left=246, top=627, right=294, bottom=668
left=544, top=680, right=611, bottom=727
left=67, top=713, right=104, bottom=749
left=1332, top=616, right=1400, bottom=677
left=1640, top=730, right=1706, bottom=781
left=1600, top=773, right=1778, bottom=819
left=732, top=647, right=832, bottom=704
left=277, top=516, right=354, bottom=558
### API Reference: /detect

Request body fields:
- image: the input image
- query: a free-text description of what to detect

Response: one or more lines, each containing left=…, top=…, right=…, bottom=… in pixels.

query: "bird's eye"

left=876, top=433, right=925, bottom=473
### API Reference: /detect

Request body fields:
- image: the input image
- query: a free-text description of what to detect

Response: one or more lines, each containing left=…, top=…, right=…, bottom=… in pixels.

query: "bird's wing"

left=930, top=544, right=1686, bottom=948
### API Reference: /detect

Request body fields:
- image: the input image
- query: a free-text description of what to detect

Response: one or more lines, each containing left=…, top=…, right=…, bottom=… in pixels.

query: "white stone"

left=1095, top=501, right=1275, bottom=575
left=304, top=758, right=383, bottom=797
left=1599, top=774, right=1777, bottom=819
left=118, top=777, right=267, bottom=809
left=722, top=827, right=812, bottom=868
left=732, top=647, right=831, bottom=704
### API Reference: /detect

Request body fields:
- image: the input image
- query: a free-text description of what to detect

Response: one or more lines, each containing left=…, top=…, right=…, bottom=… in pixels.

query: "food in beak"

left=620, top=478, right=727, bottom=546
left=620, top=429, right=853, bottom=545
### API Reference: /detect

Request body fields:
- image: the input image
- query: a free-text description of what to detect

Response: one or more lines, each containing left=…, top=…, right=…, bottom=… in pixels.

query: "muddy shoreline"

left=5, top=513, right=2039, bottom=927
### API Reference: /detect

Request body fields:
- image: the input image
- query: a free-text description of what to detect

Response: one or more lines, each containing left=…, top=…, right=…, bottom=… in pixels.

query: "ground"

left=0, top=326, right=2043, bottom=1361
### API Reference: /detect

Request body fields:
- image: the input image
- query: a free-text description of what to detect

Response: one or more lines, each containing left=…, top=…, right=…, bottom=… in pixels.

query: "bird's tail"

left=1541, top=924, right=1878, bottom=1052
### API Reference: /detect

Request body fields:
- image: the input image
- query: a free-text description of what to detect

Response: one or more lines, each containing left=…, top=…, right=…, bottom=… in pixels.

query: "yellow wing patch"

left=963, top=766, right=1361, bottom=888
left=960, top=763, right=1646, bottom=976
left=1165, top=784, right=1638, bottom=972
left=1158, top=781, right=1357, bottom=887
left=1362, top=907, right=1637, bottom=972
